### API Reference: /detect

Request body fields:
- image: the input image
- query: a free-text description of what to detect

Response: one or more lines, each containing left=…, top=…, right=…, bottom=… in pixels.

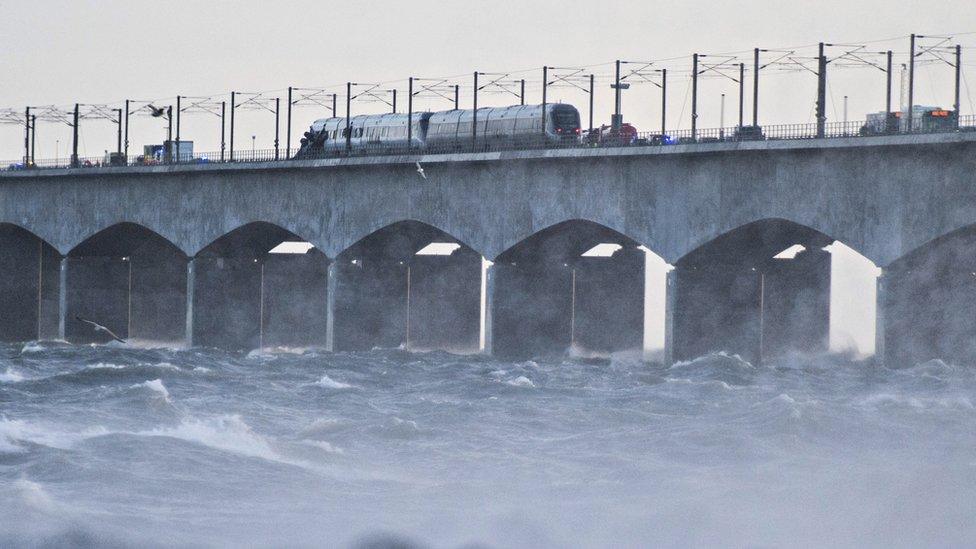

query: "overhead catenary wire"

left=2, top=30, right=974, bottom=160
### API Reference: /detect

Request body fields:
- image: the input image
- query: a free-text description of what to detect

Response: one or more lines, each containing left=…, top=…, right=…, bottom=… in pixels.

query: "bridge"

left=1, top=131, right=974, bottom=366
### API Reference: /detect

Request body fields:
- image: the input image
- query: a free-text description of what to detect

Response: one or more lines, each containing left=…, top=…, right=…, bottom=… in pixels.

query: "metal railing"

left=5, top=114, right=976, bottom=172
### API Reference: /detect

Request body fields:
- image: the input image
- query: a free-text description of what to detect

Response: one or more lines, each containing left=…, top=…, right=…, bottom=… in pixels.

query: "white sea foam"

left=0, top=417, right=110, bottom=452
left=298, top=418, right=343, bottom=438
left=132, top=379, right=171, bottom=401
left=303, top=440, right=344, bottom=454
left=138, top=415, right=279, bottom=461
left=14, top=478, right=58, bottom=513
left=315, top=374, right=354, bottom=389
left=0, top=367, right=25, bottom=383
left=86, top=362, right=127, bottom=370
left=246, top=349, right=274, bottom=360
left=0, top=426, right=24, bottom=453
left=506, top=376, right=536, bottom=388
left=20, top=341, right=46, bottom=354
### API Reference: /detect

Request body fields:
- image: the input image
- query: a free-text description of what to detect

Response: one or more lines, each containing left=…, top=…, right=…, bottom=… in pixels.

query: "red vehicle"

left=586, top=123, right=638, bottom=146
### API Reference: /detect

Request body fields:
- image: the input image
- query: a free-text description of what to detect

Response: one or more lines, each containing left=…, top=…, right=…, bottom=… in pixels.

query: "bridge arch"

left=0, top=223, right=61, bottom=342
left=490, top=216, right=639, bottom=265
left=491, top=219, right=669, bottom=359
left=192, top=222, right=329, bottom=350
left=882, top=223, right=976, bottom=366
left=64, top=222, right=186, bottom=344
left=673, top=217, right=879, bottom=364
left=332, top=220, right=483, bottom=352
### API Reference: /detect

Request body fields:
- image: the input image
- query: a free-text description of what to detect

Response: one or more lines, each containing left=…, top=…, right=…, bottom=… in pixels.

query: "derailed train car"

left=296, top=103, right=581, bottom=158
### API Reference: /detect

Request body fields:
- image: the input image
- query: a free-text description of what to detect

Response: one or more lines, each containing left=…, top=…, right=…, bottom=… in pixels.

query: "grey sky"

left=1, top=0, right=974, bottom=160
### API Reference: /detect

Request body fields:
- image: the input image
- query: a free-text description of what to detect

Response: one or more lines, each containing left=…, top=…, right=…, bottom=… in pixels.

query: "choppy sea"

left=2, top=343, right=975, bottom=548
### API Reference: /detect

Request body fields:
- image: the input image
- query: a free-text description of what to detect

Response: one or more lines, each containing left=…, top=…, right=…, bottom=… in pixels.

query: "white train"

left=296, top=103, right=581, bottom=157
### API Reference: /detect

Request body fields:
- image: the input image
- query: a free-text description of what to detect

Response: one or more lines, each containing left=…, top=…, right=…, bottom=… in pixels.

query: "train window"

left=553, top=108, right=579, bottom=129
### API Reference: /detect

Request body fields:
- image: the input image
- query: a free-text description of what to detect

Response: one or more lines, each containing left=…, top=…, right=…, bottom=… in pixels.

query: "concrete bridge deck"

left=0, top=132, right=974, bottom=365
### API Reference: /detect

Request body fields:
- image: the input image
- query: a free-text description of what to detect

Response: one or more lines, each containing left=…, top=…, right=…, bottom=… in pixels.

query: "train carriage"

left=296, top=103, right=580, bottom=158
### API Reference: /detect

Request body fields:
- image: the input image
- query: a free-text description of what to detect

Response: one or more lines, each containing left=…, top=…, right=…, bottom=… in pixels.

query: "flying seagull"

left=74, top=316, right=126, bottom=344
left=415, top=162, right=427, bottom=180
left=147, top=104, right=167, bottom=118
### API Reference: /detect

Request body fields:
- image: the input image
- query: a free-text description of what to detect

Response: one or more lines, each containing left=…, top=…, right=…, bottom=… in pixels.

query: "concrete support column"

left=185, top=258, right=195, bottom=348
left=57, top=257, right=68, bottom=341
left=325, top=261, right=337, bottom=352
left=480, top=259, right=495, bottom=355
left=642, top=250, right=654, bottom=361
left=663, top=268, right=677, bottom=366
left=874, top=272, right=886, bottom=366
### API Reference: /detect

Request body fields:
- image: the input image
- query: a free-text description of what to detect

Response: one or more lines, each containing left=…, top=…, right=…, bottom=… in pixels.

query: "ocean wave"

left=85, top=362, right=128, bottom=370
left=314, top=374, right=355, bottom=390
left=130, top=379, right=171, bottom=402
left=0, top=367, right=25, bottom=383
left=302, top=439, right=345, bottom=454
left=13, top=478, right=58, bottom=513
left=298, top=418, right=344, bottom=438
left=136, top=414, right=281, bottom=462
left=858, top=392, right=975, bottom=410
left=20, top=341, right=48, bottom=354
left=0, top=417, right=110, bottom=453
left=668, top=351, right=759, bottom=386
left=505, top=375, right=536, bottom=388
left=5, top=343, right=976, bottom=547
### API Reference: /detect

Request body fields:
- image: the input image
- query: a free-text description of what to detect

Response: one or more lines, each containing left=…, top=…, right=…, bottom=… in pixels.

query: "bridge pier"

left=663, top=269, right=676, bottom=366
left=641, top=248, right=672, bottom=363
left=0, top=226, right=60, bottom=342
left=882, top=227, right=976, bottom=367
left=874, top=273, right=886, bottom=366
left=325, top=261, right=337, bottom=352
left=58, top=258, right=67, bottom=340
left=480, top=259, right=495, bottom=355
left=185, top=259, right=195, bottom=347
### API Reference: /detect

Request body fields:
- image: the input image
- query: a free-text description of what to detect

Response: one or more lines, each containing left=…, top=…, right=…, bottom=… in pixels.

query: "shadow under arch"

left=882, top=223, right=976, bottom=366
left=64, top=222, right=187, bottom=344
left=333, top=219, right=483, bottom=352
left=193, top=221, right=330, bottom=351
left=0, top=223, right=61, bottom=342
left=492, top=219, right=657, bottom=359
left=673, top=217, right=877, bottom=364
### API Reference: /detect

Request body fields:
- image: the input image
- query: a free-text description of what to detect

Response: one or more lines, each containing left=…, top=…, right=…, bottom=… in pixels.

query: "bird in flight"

left=74, top=316, right=127, bottom=344
left=415, top=162, right=427, bottom=180
left=147, top=104, right=167, bottom=118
